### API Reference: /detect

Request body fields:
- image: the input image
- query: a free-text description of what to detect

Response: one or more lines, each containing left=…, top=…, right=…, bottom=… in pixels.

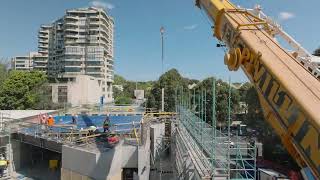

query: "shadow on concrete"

left=81, top=115, right=95, bottom=127
left=14, top=142, right=61, bottom=180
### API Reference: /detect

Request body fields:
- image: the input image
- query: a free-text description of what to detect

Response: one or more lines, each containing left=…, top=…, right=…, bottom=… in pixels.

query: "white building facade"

left=11, top=52, right=47, bottom=72
left=46, top=7, right=114, bottom=102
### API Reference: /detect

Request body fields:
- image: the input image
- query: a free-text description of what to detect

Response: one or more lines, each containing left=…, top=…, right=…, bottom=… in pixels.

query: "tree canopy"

left=0, top=63, right=8, bottom=87
left=147, top=69, right=187, bottom=112
left=0, top=71, right=48, bottom=109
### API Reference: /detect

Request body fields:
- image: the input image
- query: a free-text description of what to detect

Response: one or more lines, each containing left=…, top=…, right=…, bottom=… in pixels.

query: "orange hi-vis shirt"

left=48, top=117, right=54, bottom=126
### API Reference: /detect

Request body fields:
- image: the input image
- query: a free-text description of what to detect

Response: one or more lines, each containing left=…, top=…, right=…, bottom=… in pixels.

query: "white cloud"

left=183, top=24, right=198, bottom=30
left=279, top=12, right=295, bottom=20
left=91, top=1, right=115, bottom=10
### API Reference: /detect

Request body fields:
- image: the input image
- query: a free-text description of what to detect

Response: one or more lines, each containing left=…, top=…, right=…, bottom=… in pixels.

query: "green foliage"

left=243, top=86, right=271, bottom=138
left=0, top=71, right=48, bottom=109
left=194, top=78, right=240, bottom=125
left=114, top=74, right=127, bottom=85
left=0, top=63, right=8, bottom=87
left=147, top=69, right=188, bottom=112
left=115, top=96, right=132, bottom=105
left=238, top=82, right=251, bottom=101
left=113, top=74, right=154, bottom=104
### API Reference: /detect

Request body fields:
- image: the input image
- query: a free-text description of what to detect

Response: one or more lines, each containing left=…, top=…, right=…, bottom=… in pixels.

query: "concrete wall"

left=150, top=123, right=165, bottom=159
left=138, top=124, right=153, bottom=180
left=12, top=140, right=34, bottom=170
left=50, top=75, right=103, bottom=106
left=61, top=168, right=94, bottom=180
left=70, top=75, right=102, bottom=106
left=122, top=144, right=138, bottom=168
left=62, top=140, right=138, bottom=180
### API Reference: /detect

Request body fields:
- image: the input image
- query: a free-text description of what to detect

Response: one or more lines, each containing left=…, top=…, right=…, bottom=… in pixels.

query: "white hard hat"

left=49, top=115, right=53, bottom=118
left=89, top=126, right=97, bottom=131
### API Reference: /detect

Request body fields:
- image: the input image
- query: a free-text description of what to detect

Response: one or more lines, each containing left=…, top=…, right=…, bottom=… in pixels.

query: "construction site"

left=0, top=0, right=319, bottom=179
left=0, top=84, right=258, bottom=180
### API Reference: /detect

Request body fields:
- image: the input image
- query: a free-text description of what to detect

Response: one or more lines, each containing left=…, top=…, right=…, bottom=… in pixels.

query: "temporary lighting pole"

left=160, top=26, right=165, bottom=112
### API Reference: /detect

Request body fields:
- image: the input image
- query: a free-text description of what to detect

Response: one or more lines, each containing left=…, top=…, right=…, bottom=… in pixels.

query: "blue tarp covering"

left=54, top=115, right=142, bottom=132
left=20, top=115, right=142, bottom=134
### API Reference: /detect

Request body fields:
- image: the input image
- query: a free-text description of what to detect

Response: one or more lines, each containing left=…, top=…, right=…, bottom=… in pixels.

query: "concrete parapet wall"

left=61, top=140, right=138, bottom=180
left=61, top=168, right=94, bottom=180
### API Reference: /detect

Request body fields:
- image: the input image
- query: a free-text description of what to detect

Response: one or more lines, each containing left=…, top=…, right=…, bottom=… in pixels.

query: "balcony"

left=39, top=39, right=49, bottom=43
left=64, top=21, right=78, bottom=26
left=86, top=71, right=102, bottom=75
left=64, top=28, right=78, bottom=33
left=65, top=15, right=78, bottom=20
left=65, top=34, right=78, bottom=39
left=38, top=34, right=49, bottom=39
left=38, top=45, right=48, bottom=49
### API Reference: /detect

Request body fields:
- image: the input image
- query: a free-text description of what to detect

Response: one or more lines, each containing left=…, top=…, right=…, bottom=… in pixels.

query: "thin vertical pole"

left=201, top=89, right=204, bottom=121
left=188, top=90, right=191, bottom=109
left=193, top=88, right=195, bottom=112
left=228, top=77, right=231, bottom=180
left=198, top=90, right=200, bottom=117
left=160, top=27, right=164, bottom=75
left=201, top=89, right=204, bottom=149
left=212, top=78, right=216, bottom=175
left=204, top=89, right=207, bottom=123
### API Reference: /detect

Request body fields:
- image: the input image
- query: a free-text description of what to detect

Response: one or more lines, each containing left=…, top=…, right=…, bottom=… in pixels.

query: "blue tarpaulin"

left=54, top=115, right=142, bottom=132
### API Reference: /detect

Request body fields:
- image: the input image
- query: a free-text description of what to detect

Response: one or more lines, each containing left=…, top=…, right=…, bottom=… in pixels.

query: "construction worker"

left=0, top=155, right=8, bottom=177
left=47, top=115, right=55, bottom=127
left=103, top=116, right=111, bottom=133
left=40, top=115, right=47, bottom=131
left=88, top=126, right=97, bottom=135
left=71, top=114, right=77, bottom=125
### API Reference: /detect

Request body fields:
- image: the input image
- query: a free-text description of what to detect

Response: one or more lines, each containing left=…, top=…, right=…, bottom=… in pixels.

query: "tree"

left=114, top=74, right=127, bottom=85
left=0, top=63, right=8, bottom=87
left=115, top=96, right=132, bottom=105
left=238, top=82, right=252, bottom=102
left=147, top=69, right=188, bottom=112
left=0, top=71, right=47, bottom=109
left=194, top=78, right=240, bottom=125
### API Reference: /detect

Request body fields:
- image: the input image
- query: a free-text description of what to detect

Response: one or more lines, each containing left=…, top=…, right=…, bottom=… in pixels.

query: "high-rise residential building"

left=11, top=54, right=33, bottom=71
left=38, top=25, right=51, bottom=56
left=44, top=7, right=114, bottom=102
left=11, top=52, right=47, bottom=73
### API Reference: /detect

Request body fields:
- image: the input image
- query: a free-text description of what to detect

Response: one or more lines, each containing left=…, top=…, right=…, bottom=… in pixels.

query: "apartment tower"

left=45, top=7, right=114, bottom=102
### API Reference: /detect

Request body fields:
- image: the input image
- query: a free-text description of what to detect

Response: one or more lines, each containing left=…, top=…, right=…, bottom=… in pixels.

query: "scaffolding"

left=175, top=78, right=256, bottom=180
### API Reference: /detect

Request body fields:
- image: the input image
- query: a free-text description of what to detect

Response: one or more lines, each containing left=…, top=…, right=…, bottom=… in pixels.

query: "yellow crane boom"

left=196, top=0, right=320, bottom=178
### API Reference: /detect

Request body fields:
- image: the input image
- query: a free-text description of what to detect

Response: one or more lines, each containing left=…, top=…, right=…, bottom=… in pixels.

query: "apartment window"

left=65, top=61, right=82, bottom=66
left=47, top=86, right=52, bottom=101
left=64, top=67, right=81, bottom=72
left=86, top=61, right=101, bottom=66
left=58, top=86, right=68, bottom=103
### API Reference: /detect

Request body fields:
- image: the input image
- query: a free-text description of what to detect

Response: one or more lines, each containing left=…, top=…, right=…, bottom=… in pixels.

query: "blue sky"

left=0, top=0, right=319, bottom=82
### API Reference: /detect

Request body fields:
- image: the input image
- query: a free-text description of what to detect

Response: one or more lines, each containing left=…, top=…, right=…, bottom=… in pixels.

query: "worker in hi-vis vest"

left=47, top=115, right=54, bottom=126
left=103, top=116, right=111, bottom=133
left=0, top=155, right=8, bottom=177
